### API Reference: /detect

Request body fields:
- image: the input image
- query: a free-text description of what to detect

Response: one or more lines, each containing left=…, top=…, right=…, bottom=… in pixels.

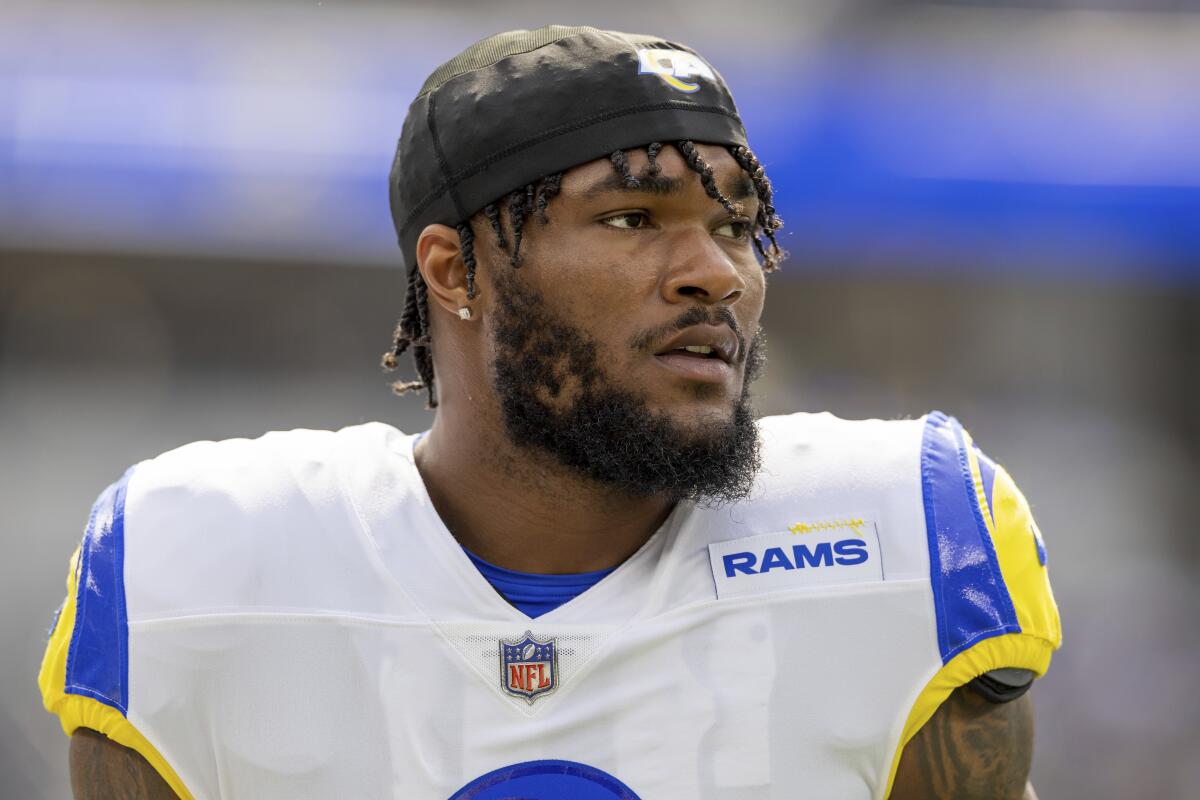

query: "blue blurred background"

left=2, top=1, right=1197, bottom=797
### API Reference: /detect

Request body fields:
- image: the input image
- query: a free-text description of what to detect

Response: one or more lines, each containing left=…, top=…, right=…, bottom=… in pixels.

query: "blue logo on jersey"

left=722, top=538, right=869, bottom=577
left=450, top=759, right=641, bottom=799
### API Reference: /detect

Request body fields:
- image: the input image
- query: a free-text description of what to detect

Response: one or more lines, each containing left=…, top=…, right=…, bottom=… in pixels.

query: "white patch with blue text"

left=708, top=518, right=885, bottom=599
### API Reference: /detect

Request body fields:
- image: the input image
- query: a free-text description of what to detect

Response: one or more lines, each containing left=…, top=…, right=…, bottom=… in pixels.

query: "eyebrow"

left=579, top=171, right=758, bottom=207
left=580, top=172, right=683, bottom=198
left=727, top=176, right=756, bottom=202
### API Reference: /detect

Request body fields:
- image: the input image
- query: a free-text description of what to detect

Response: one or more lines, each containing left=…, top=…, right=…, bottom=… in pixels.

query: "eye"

left=601, top=212, right=651, bottom=230
left=714, top=219, right=752, bottom=240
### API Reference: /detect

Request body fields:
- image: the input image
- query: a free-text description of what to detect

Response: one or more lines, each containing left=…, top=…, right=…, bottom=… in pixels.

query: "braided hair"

left=382, top=141, right=785, bottom=406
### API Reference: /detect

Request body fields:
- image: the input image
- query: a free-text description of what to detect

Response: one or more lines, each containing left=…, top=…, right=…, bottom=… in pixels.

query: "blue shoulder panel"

left=65, top=467, right=134, bottom=715
left=921, top=413, right=1020, bottom=663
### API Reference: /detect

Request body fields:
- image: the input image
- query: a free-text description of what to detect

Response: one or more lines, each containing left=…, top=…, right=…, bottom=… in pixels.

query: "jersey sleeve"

left=918, top=411, right=1061, bottom=673
left=884, top=411, right=1063, bottom=797
left=37, top=468, right=194, bottom=800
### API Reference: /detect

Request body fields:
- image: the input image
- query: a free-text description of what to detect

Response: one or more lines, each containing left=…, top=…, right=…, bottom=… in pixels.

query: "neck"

left=413, top=413, right=675, bottom=575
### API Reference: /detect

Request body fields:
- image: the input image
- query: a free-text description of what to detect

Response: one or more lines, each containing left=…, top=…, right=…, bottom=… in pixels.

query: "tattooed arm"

left=890, top=686, right=1036, bottom=800
left=70, top=729, right=179, bottom=800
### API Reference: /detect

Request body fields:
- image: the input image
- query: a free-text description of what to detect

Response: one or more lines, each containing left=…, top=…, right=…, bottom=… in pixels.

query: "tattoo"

left=891, top=686, right=1034, bottom=800
left=70, top=729, right=179, bottom=800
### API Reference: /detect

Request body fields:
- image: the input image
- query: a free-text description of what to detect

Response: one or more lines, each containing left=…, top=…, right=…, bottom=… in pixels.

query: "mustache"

left=629, top=305, right=748, bottom=364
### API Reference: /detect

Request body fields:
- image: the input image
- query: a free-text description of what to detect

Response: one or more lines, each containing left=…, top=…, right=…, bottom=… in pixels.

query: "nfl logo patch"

left=500, top=630, right=558, bottom=704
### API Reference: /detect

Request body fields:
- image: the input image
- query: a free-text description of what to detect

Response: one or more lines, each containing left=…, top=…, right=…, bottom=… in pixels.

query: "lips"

left=652, top=324, right=739, bottom=365
left=650, top=323, right=741, bottom=384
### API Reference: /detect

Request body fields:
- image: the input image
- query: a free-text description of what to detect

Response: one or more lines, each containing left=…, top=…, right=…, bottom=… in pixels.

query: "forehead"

left=559, top=142, right=754, bottom=204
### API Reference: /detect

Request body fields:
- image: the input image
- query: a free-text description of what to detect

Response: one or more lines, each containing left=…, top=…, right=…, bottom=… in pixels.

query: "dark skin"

left=69, top=729, right=176, bottom=800
left=416, top=144, right=764, bottom=573
left=69, top=145, right=1038, bottom=798
left=894, top=689, right=1038, bottom=800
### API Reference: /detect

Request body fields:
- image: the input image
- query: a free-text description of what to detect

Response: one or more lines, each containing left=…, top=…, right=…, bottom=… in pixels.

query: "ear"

left=416, top=223, right=471, bottom=317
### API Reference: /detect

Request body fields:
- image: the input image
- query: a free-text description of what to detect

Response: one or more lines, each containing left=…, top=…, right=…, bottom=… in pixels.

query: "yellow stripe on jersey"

left=885, top=433, right=1062, bottom=798
left=964, top=429, right=1060, bottom=645
left=38, top=547, right=195, bottom=800
left=882, top=631, right=1056, bottom=798
left=962, top=429, right=997, bottom=537
left=988, top=464, right=1062, bottom=649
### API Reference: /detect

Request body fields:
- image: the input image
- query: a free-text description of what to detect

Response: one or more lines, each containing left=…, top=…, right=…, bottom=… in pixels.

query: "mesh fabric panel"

left=440, top=623, right=609, bottom=715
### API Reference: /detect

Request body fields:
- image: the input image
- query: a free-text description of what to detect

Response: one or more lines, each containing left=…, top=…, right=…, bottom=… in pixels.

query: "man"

left=40, top=26, right=1060, bottom=799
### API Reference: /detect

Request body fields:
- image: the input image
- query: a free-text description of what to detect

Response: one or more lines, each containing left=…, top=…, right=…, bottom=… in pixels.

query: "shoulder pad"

left=123, top=425, right=404, bottom=618
left=921, top=411, right=1061, bottom=665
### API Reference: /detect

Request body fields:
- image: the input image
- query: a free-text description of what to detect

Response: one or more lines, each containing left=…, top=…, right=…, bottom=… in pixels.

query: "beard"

left=488, top=269, right=765, bottom=506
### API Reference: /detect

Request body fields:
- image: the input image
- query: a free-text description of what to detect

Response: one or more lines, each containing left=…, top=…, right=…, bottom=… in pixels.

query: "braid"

left=413, top=263, right=431, bottom=342
left=727, top=145, right=785, bottom=271
left=645, top=142, right=663, bottom=176
left=413, top=337, right=436, bottom=408
left=535, top=173, right=563, bottom=223
left=484, top=203, right=506, bottom=249
left=610, top=149, right=640, bottom=188
left=457, top=221, right=478, bottom=300
left=727, top=145, right=780, bottom=228
left=382, top=267, right=436, bottom=405
left=507, top=183, right=535, bottom=266
left=675, top=140, right=742, bottom=218
left=750, top=233, right=769, bottom=264
left=381, top=269, right=419, bottom=369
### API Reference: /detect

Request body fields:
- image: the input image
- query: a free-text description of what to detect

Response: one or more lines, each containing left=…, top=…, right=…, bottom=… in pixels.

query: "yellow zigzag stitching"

left=788, top=518, right=866, bottom=537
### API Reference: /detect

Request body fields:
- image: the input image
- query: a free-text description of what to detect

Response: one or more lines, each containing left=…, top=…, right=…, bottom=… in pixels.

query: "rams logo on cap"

left=637, top=48, right=715, bottom=93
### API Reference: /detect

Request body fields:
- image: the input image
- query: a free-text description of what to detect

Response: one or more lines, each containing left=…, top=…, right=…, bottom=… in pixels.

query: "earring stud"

left=457, top=307, right=472, bottom=320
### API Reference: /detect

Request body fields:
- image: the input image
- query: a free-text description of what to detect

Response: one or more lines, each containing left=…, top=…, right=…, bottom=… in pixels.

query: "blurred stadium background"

left=2, top=0, right=1197, bottom=797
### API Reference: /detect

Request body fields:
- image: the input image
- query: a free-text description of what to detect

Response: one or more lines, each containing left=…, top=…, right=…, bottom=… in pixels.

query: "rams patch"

left=708, top=517, right=885, bottom=599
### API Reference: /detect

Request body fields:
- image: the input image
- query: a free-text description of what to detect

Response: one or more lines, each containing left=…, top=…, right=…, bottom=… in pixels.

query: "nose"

left=658, top=228, right=747, bottom=306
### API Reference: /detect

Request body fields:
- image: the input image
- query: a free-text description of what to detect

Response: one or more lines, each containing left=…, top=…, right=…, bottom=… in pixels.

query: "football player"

left=40, top=26, right=1060, bottom=799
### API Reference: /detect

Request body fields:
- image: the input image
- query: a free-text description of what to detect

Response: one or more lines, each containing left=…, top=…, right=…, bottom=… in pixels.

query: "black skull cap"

left=389, top=25, right=748, bottom=273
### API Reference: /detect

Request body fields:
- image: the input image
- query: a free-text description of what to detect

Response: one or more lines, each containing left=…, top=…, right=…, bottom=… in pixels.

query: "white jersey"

left=40, top=412, right=1061, bottom=799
